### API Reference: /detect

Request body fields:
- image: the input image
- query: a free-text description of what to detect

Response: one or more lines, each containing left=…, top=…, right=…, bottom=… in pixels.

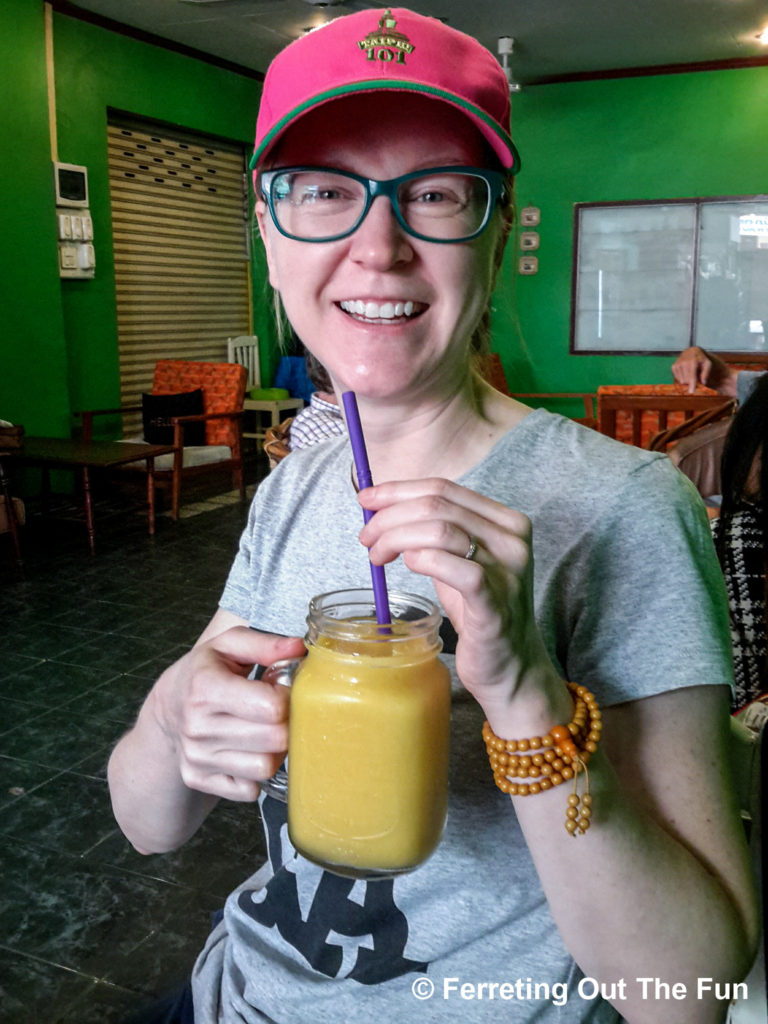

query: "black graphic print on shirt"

left=238, top=795, right=428, bottom=984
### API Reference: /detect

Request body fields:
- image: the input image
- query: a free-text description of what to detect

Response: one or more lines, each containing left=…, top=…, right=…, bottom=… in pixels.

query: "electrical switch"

left=59, top=245, right=78, bottom=269
left=77, top=244, right=96, bottom=269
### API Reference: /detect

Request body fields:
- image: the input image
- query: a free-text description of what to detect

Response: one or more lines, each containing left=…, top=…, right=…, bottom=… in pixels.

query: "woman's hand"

left=150, top=624, right=306, bottom=802
left=358, top=478, right=563, bottom=722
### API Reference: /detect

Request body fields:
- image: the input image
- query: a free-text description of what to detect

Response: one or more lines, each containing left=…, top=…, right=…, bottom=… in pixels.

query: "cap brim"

left=250, top=79, right=520, bottom=174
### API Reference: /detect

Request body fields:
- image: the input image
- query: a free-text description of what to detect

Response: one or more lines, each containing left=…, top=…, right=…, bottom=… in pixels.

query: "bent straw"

left=341, top=391, right=392, bottom=626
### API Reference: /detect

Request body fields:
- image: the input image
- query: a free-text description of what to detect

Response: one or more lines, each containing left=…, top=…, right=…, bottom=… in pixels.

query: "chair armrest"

left=76, top=406, right=142, bottom=443
left=172, top=410, right=244, bottom=422
left=170, top=411, right=244, bottom=452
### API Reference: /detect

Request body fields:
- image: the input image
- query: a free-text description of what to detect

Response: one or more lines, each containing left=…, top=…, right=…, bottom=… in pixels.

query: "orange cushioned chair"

left=80, top=359, right=247, bottom=520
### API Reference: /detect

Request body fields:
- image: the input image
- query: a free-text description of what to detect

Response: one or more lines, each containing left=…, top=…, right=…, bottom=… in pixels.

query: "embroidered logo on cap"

left=357, top=9, right=414, bottom=65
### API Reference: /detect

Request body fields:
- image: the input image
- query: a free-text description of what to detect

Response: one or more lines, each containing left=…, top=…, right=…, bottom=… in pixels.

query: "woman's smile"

left=337, top=299, right=426, bottom=324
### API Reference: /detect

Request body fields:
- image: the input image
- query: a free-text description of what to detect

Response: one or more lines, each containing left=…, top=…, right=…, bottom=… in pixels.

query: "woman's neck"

left=340, top=375, right=530, bottom=483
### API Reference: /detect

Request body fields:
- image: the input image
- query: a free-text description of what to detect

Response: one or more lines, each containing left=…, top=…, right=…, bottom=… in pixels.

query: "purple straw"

left=342, top=391, right=392, bottom=626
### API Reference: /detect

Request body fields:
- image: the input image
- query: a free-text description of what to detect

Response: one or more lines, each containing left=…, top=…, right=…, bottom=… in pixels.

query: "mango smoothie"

left=287, top=625, right=451, bottom=877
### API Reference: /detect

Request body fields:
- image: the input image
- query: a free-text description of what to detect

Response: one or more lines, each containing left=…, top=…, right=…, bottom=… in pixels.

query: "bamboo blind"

left=107, top=116, right=250, bottom=422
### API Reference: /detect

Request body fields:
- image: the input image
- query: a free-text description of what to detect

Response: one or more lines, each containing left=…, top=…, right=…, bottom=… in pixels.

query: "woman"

left=713, top=372, right=768, bottom=708
left=109, top=9, right=757, bottom=1022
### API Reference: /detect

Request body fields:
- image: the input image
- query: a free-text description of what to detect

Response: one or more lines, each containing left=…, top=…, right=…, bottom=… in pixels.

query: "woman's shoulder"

left=467, top=408, right=677, bottom=496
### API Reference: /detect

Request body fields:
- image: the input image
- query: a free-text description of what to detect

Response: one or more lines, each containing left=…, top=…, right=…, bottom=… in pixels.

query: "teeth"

left=340, top=300, right=418, bottom=320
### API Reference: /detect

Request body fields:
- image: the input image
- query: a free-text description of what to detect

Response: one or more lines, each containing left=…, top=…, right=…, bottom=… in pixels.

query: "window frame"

left=570, top=194, right=768, bottom=363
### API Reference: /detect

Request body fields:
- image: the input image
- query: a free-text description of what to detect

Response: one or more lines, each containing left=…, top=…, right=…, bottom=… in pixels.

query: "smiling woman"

left=107, top=8, right=759, bottom=1024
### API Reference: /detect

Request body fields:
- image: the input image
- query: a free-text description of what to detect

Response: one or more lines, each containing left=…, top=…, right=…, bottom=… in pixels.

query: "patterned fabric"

left=597, top=384, right=719, bottom=448
left=712, top=504, right=768, bottom=709
left=152, top=360, right=247, bottom=448
left=289, top=393, right=345, bottom=450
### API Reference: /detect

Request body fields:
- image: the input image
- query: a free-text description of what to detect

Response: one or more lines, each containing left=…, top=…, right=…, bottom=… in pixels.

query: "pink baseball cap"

left=251, top=7, right=519, bottom=173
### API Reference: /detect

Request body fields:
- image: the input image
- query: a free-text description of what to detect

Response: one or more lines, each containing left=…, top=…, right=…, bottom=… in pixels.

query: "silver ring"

left=464, top=537, right=478, bottom=561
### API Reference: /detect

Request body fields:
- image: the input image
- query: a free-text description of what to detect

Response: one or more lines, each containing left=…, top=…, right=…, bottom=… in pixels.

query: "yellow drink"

left=287, top=599, right=451, bottom=878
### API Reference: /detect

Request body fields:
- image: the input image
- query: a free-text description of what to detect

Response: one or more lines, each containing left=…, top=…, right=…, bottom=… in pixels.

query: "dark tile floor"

left=0, top=467, right=270, bottom=1023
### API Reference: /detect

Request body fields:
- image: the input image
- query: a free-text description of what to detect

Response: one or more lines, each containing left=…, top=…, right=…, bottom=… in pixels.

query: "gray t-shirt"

left=193, top=409, right=732, bottom=1023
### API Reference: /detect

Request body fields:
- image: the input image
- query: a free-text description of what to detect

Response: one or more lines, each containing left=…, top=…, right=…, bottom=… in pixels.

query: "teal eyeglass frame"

left=259, top=165, right=508, bottom=244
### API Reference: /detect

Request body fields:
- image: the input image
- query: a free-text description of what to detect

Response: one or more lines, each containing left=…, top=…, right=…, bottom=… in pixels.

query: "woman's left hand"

left=358, top=478, right=558, bottom=716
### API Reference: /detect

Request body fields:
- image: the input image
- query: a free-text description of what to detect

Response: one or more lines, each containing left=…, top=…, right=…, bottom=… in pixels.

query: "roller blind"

left=107, top=115, right=251, bottom=410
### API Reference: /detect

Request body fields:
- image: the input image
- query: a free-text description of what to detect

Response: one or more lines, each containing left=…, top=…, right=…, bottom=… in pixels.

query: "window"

left=571, top=197, right=768, bottom=356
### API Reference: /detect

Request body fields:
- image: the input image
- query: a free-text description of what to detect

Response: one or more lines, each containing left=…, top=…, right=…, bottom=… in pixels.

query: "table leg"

left=0, top=457, right=24, bottom=574
left=146, top=457, right=156, bottom=535
left=81, top=466, right=96, bottom=555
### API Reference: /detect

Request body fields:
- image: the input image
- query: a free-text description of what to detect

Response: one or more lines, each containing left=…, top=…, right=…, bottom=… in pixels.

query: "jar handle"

left=256, top=658, right=303, bottom=802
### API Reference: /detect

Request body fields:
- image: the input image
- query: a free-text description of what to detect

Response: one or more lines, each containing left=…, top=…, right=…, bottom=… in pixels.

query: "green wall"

left=0, top=1, right=268, bottom=438
left=1, top=0, right=70, bottom=434
left=492, top=63, right=768, bottom=414
left=3, top=1, right=768, bottom=434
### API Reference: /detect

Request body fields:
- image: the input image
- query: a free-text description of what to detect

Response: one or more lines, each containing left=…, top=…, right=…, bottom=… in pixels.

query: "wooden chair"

left=647, top=399, right=736, bottom=453
left=510, top=393, right=597, bottom=429
left=228, top=336, right=304, bottom=441
left=80, top=359, right=247, bottom=520
left=597, top=384, right=729, bottom=448
left=263, top=417, right=294, bottom=469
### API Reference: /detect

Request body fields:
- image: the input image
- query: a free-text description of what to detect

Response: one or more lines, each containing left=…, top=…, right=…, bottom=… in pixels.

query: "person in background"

left=288, top=351, right=345, bottom=450
left=712, top=373, right=768, bottom=709
left=672, top=345, right=763, bottom=404
left=108, top=10, right=757, bottom=1023
left=667, top=346, right=765, bottom=501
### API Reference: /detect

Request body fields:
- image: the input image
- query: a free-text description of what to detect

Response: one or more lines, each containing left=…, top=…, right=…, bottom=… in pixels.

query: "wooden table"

left=1, top=436, right=175, bottom=555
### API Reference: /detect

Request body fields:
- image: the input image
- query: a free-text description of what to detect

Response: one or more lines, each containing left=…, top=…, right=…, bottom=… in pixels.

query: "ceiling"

left=58, top=0, right=768, bottom=86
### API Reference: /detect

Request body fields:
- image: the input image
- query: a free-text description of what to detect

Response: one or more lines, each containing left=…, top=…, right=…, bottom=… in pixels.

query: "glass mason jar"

left=262, top=588, right=451, bottom=879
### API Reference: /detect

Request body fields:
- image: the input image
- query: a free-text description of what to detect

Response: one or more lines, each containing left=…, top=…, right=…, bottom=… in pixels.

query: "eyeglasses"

left=259, top=166, right=507, bottom=244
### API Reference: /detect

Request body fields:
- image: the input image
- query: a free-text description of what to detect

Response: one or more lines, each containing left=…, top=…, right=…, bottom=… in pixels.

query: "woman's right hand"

left=151, top=623, right=306, bottom=802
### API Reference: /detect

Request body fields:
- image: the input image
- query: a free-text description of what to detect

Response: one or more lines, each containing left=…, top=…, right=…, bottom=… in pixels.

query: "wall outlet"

left=518, top=255, right=539, bottom=275
left=520, top=231, right=540, bottom=250
left=520, top=206, right=541, bottom=226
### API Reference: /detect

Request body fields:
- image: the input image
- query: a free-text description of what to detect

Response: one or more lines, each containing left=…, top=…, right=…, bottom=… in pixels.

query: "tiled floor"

left=0, top=470, right=269, bottom=1023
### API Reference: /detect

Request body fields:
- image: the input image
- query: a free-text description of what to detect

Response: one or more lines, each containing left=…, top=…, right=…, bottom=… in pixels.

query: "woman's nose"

left=348, top=196, right=414, bottom=269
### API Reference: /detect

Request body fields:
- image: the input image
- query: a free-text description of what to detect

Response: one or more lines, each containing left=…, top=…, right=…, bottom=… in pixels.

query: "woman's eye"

left=416, top=190, right=448, bottom=204
left=298, top=185, right=352, bottom=204
left=404, top=180, right=464, bottom=207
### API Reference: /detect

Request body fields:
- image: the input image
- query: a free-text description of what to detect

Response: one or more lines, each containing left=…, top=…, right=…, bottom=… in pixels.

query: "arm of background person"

left=671, top=346, right=741, bottom=397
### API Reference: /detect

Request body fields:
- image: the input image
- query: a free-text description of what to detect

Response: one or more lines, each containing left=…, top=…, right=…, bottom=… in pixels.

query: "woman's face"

left=256, top=94, right=505, bottom=401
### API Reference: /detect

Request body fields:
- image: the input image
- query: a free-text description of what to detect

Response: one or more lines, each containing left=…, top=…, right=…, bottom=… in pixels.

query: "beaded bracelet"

left=482, top=683, right=602, bottom=836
